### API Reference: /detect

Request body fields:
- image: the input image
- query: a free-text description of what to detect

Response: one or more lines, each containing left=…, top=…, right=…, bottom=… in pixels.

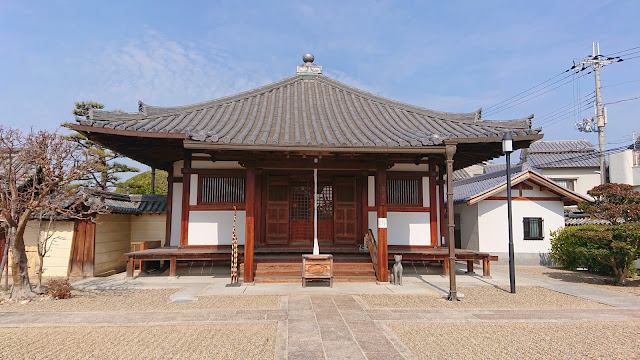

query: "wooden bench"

left=124, top=247, right=240, bottom=279
left=388, top=247, right=498, bottom=278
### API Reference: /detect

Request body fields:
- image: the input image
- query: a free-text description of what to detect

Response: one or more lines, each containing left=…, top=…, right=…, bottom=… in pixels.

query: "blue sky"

left=1, top=1, right=638, bottom=174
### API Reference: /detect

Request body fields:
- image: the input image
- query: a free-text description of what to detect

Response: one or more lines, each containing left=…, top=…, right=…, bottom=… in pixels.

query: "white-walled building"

left=609, top=140, right=640, bottom=191
left=520, top=140, right=601, bottom=198
left=453, top=164, right=590, bottom=265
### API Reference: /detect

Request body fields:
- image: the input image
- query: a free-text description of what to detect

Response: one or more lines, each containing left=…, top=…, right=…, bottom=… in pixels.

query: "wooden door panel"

left=68, top=220, right=95, bottom=277
left=334, top=177, right=358, bottom=244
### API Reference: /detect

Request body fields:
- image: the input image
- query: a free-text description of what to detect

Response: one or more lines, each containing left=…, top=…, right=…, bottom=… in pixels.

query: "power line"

left=484, top=70, right=572, bottom=112
left=483, top=70, right=591, bottom=117
left=601, top=46, right=640, bottom=57
left=604, top=96, right=640, bottom=106
left=602, top=79, right=640, bottom=88
left=533, top=92, right=595, bottom=123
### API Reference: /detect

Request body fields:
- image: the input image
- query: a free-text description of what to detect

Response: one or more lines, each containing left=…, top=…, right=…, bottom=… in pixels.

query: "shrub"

left=45, top=278, right=72, bottom=299
left=551, top=223, right=640, bottom=285
left=550, top=225, right=612, bottom=274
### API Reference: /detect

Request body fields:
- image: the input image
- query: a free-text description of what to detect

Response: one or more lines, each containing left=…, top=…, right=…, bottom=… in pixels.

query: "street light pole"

left=502, top=132, right=516, bottom=294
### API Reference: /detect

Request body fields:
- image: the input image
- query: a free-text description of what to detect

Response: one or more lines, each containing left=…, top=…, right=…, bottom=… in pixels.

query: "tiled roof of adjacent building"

left=525, top=140, right=600, bottom=168
left=98, top=192, right=167, bottom=214
left=76, top=61, right=540, bottom=150
left=453, top=163, right=589, bottom=205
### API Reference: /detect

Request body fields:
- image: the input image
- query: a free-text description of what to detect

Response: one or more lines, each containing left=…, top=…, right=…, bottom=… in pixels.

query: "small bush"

left=45, top=278, right=72, bottom=299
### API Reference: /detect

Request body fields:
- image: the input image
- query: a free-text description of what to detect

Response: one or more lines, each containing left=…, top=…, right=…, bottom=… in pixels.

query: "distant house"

left=19, top=192, right=167, bottom=277
left=609, top=140, right=640, bottom=191
left=520, top=140, right=601, bottom=198
left=453, top=164, right=590, bottom=265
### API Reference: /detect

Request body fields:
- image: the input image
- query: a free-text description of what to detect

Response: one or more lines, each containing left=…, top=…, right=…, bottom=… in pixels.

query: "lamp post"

left=502, top=132, right=516, bottom=294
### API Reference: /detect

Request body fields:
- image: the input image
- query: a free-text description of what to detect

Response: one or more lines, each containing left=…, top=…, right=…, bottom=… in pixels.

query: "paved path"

left=491, top=267, right=640, bottom=308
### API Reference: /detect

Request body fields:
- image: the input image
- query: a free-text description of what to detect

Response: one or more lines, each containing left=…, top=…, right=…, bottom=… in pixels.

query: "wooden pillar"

left=375, top=162, right=388, bottom=282
left=180, top=150, right=192, bottom=247
left=244, top=164, right=256, bottom=283
left=445, top=145, right=458, bottom=301
left=165, top=176, right=173, bottom=247
left=428, top=160, right=438, bottom=246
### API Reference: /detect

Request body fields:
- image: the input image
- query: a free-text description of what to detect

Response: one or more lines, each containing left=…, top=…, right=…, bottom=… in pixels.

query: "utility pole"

left=573, top=42, right=621, bottom=184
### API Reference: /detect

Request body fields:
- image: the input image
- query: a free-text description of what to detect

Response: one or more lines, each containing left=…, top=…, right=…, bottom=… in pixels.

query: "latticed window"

left=198, top=176, right=245, bottom=204
left=523, top=217, right=544, bottom=240
left=386, top=176, right=421, bottom=206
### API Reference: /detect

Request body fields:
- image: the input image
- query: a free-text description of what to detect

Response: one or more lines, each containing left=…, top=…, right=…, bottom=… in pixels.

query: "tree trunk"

left=34, top=254, right=45, bottom=294
left=9, top=228, right=35, bottom=299
left=617, top=266, right=630, bottom=286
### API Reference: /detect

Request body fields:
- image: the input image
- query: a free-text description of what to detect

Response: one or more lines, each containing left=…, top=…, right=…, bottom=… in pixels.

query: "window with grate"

left=198, top=176, right=245, bottom=204
left=523, top=217, right=544, bottom=240
left=386, top=176, right=421, bottom=206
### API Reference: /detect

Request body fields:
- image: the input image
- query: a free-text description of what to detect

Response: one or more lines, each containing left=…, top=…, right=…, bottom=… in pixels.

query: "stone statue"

left=391, top=255, right=403, bottom=286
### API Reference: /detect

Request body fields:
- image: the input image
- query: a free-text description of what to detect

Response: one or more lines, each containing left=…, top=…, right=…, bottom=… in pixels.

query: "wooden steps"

left=240, top=252, right=377, bottom=283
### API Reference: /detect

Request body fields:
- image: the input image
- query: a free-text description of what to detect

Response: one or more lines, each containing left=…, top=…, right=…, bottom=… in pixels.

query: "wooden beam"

left=244, top=164, right=256, bottom=283
left=375, top=162, right=389, bottom=282
left=180, top=150, right=192, bottom=247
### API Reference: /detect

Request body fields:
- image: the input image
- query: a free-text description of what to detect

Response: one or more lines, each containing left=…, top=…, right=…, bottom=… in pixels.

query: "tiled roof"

left=526, top=140, right=600, bottom=168
left=78, top=73, right=539, bottom=150
left=453, top=164, right=529, bottom=203
left=96, top=192, right=167, bottom=214
left=565, top=217, right=610, bottom=226
left=453, top=163, right=589, bottom=205
left=529, top=140, right=594, bottom=153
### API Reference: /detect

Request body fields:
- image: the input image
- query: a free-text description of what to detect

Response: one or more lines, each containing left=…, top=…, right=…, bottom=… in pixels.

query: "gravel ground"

left=389, top=321, right=640, bottom=360
left=0, top=323, right=276, bottom=360
left=358, top=286, right=608, bottom=309
left=514, top=266, right=640, bottom=297
left=0, top=289, right=282, bottom=312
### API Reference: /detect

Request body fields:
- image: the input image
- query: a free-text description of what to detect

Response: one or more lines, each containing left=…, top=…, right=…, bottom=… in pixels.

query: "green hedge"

left=550, top=225, right=613, bottom=275
left=551, top=223, right=640, bottom=284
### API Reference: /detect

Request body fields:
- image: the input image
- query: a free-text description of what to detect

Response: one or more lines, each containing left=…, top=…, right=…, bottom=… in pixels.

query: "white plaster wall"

left=541, top=168, right=600, bottom=198
left=188, top=211, right=246, bottom=245
left=189, top=174, right=198, bottom=206
left=170, top=183, right=182, bottom=246
left=422, top=177, right=429, bottom=207
left=455, top=203, right=479, bottom=251
left=388, top=212, right=430, bottom=246
left=368, top=211, right=377, bottom=234
left=367, top=211, right=430, bottom=246
left=367, top=176, right=375, bottom=206
left=477, top=185, right=565, bottom=254
left=610, top=150, right=636, bottom=186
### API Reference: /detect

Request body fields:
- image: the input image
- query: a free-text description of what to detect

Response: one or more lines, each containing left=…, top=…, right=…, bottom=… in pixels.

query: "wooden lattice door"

left=289, top=178, right=313, bottom=244
left=334, top=177, right=358, bottom=244
left=317, top=180, right=334, bottom=245
left=265, top=176, right=289, bottom=245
